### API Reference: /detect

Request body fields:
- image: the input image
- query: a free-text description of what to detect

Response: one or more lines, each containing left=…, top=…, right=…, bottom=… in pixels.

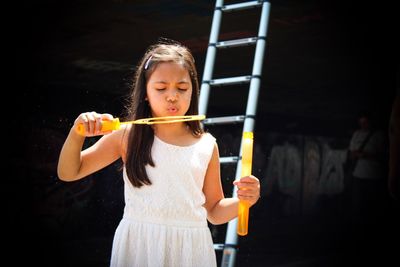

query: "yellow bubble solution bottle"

left=237, top=131, right=253, bottom=236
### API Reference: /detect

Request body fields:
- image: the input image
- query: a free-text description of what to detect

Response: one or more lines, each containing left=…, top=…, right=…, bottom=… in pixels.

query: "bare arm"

left=57, top=112, right=124, bottom=181
left=203, top=144, right=260, bottom=225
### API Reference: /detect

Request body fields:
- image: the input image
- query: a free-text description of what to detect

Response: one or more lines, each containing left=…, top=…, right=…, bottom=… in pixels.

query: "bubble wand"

left=76, top=115, right=205, bottom=136
left=237, top=131, right=253, bottom=236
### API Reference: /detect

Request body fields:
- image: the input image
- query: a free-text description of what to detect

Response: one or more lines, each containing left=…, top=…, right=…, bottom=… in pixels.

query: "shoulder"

left=201, top=132, right=216, bottom=142
left=199, top=132, right=218, bottom=149
left=197, top=132, right=219, bottom=162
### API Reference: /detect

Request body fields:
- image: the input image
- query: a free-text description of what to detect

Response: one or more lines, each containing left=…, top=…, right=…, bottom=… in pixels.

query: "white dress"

left=110, top=133, right=217, bottom=267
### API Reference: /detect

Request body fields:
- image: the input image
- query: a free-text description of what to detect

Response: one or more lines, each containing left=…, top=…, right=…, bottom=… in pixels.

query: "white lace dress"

left=110, top=133, right=217, bottom=267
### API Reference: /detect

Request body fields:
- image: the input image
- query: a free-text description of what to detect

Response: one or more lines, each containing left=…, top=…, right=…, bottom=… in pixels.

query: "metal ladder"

left=198, top=1, right=271, bottom=266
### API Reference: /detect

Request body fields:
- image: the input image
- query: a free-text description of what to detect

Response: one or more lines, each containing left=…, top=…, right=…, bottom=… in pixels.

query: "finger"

left=238, top=189, right=260, bottom=197
left=237, top=193, right=259, bottom=200
left=86, top=112, right=96, bottom=134
left=240, top=175, right=259, bottom=183
left=234, top=182, right=260, bottom=191
left=81, top=112, right=92, bottom=135
left=235, top=182, right=259, bottom=189
left=89, top=111, right=103, bottom=134
left=237, top=192, right=260, bottom=203
left=237, top=188, right=261, bottom=199
left=91, top=112, right=103, bottom=134
left=237, top=183, right=260, bottom=195
left=237, top=181, right=259, bottom=190
left=233, top=177, right=258, bottom=187
left=101, top=113, right=114, bottom=121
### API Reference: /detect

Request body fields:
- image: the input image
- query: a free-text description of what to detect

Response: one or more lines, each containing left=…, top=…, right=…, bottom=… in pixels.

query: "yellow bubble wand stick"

left=76, top=114, right=205, bottom=136
left=237, top=131, right=254, bottom=236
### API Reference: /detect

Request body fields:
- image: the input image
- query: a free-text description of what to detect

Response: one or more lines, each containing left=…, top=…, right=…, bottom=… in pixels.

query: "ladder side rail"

left=243, top=1, right=270, bottom=132
left=221, top=2, right=271, bottom=267
left=199, top=0, right=224, bottom=116
left=220, top=138, right=243, bottom=267
left=221, top=117, right=256, bottom=267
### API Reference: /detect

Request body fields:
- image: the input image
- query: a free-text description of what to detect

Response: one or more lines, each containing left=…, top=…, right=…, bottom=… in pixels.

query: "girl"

left=57, top=40, right=261, bottom=267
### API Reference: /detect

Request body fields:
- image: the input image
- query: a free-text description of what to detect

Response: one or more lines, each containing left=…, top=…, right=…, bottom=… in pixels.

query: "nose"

left=166, top=91, right=178, bottom=102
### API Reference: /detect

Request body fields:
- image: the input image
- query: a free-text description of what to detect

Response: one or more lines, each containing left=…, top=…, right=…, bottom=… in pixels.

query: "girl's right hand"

left=73, top=111, right=114, bottom=137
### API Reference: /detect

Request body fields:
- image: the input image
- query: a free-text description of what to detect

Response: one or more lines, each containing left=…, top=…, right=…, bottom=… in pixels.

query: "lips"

left=167, top=106, right=178, bottom=114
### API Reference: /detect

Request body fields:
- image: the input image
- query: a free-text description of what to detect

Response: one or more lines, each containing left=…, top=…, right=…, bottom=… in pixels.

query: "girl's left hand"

left=233, top=175, right=261, bottom=207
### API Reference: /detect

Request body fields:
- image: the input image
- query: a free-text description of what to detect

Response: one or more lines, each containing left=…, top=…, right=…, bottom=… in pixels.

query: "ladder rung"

left=203, top=115, right=245, bottom=125
left=216, top=37, right=258, bottom=48
left=214, top=243, right=225, bottom=250
left=221, top=1, right=263, bottom=12
left=209, top=75, right=251, bottom=86
left=220, top=156, right=239, bottom=164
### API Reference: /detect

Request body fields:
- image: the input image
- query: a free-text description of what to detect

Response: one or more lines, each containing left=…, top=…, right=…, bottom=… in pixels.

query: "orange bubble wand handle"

left=76, top=118, right=120, bottom=136
left=76, top=115, right=205, bottom=136
left=237, top=131, right=253, bottom=236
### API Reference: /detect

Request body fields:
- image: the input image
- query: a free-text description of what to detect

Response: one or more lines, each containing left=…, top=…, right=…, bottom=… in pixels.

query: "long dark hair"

left=124, top=39, right=203, bottom=187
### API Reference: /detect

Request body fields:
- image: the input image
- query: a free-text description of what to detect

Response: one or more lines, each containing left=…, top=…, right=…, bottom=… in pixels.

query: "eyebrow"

left=153, top=81, right=190, bottom=84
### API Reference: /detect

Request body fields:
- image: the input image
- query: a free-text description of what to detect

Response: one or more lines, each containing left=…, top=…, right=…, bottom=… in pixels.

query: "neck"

left=153, top=123, right=189, bottom=138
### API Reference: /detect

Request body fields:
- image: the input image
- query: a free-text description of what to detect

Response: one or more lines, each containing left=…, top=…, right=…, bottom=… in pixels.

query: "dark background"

left=8, top=0, right=399, bottom=266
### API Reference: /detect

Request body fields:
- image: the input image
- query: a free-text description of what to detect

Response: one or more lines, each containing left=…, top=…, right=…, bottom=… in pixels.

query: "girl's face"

left=146, top=62, right=192, bottom=117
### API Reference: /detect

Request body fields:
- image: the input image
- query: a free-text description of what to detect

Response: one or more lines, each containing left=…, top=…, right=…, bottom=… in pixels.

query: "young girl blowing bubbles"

left=57, top=39, right=261, bottom=267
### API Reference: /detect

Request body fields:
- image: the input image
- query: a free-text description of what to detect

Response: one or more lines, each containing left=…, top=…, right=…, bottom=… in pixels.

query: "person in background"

left=348, top=110, right=387, bottom=225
